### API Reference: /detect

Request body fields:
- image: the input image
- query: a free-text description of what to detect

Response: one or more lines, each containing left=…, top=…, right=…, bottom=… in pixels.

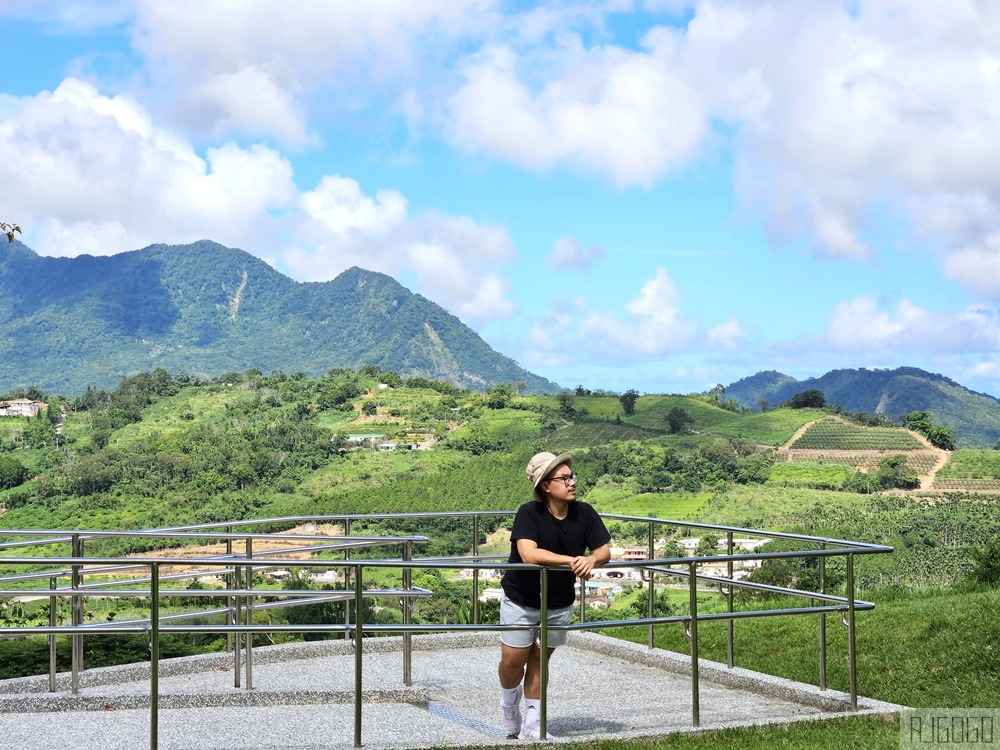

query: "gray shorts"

left=499, top=593, right=574, bottom=649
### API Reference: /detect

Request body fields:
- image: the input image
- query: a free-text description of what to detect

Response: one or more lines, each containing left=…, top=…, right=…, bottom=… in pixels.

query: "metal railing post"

left=689, top=560, right=700, bottom=728
left=233, top=563, right=242, bottom=688
left=403, top=542, right=412, bottom=686
left=246, top=536, right=254, bottom=690
left=846, top=552, right=857, bottom=710
left=472, top=514, right=480, bottom=625
left=354, top=563, right=363, bottom=749
left=48, top=575, right=57, bottom=692
left=344, top=519, right=352, bottom=641
left=726, top=531, right=734, bottom=669
left=539, top=567, right=549, bottom=741
left=70, top=534, right=82, bottom=695
left=226, top=525, right=233, bottom=654
left=818, top=542, right=827, bottom=691
left=150, top=563, right=160, bottom=750
left=647, top=521, right=655, bottom=649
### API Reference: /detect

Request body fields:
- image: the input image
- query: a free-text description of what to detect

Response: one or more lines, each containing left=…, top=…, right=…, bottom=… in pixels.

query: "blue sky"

left=2, top=1, right=1000, bottom=398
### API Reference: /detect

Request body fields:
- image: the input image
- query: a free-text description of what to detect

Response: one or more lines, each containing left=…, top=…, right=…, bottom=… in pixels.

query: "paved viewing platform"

left=0, top=632, right=900, bottom=750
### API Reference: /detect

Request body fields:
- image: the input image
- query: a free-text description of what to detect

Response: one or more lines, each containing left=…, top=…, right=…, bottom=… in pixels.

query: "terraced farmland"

left=779, top=449, right=941, bottom=474
left=931, top=478, right=1000, bottom=491
left=789, top=417, right=924, bottom=450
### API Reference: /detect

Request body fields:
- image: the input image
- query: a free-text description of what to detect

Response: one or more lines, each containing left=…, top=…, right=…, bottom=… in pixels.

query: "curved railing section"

left=0, top=513, right=893, bottom=748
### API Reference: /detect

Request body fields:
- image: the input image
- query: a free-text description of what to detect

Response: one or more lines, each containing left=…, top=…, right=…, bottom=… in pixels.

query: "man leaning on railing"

left=497, top=452, right=611, bottom=740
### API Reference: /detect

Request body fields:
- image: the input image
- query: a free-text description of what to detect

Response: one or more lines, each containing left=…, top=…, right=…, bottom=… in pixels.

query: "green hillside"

left=726, top=367, right=1000, bottom=447
left=0, top=241, right=559, bottom=395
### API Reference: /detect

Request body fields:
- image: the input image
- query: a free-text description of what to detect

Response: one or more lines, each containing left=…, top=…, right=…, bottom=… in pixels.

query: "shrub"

left=969, top=540, right=1000, bottom=586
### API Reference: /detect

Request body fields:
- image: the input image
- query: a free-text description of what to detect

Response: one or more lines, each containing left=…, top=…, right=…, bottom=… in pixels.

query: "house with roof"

left=0, top=399, right=42, bottom=418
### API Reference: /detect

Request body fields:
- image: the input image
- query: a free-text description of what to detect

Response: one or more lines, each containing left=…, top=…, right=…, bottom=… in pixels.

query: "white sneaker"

left=521, top=707, right=558, bottom=741
left=501, top=685, right=522, bottom=738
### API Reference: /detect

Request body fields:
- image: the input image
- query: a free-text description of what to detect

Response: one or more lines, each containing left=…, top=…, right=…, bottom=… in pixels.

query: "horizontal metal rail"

left=0, top=512, right=892, bottom=748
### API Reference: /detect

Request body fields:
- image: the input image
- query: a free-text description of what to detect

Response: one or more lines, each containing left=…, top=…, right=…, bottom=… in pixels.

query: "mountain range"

left=725, top=367, right=1000, bottom=448
left=0, top=240, right=559, bottom=395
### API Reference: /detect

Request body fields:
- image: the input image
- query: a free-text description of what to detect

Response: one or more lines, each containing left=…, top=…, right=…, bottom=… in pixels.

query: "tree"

left=0, top=456, right=28, bottom=490
left=875, top=454, right=919, bottom=490
left=619, top=389, right=639, bottom=416
left=901, top=410, right=933, bottom=434
left=756, top=396, right=769, bottom=412
left=361, top=400, right=377, bottom=416
left=556, top=392, right=575, bottom=416
left=665, top=406, right=692, bottom=434
left=485, top=383, right=513, bottom=410
left=708, top=384, right=725, bottom=405
left=2, top=222, right=20, bottom=243
left=926, top=425, right=956, bottom=451
left=790, top=389, right=825, bottom=409
left=695, top=534, right=719, bottom=556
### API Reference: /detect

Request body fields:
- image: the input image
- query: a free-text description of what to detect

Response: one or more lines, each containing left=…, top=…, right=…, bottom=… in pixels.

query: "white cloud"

left=190, top=67, right=312, bottom=145
left=0, top=78, right=297, bottom=257
left=130, top=0, right=501, bottom=141
left=524, top=268, right=745, bottom=366
left=288, top=177, right=518, bottom=323
left=825, top=297, right=1000, bottom=353
left=547, top=236, right=604, bottom=270
left=942, top=239, right=1000, bottom=298
left=446, top=37, right=707, bottom=188
left=705, top=318, right=751, bottom=351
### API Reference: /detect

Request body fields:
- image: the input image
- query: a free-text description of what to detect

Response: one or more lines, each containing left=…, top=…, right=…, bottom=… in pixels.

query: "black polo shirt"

left=501, top=500, right=611, bottom=609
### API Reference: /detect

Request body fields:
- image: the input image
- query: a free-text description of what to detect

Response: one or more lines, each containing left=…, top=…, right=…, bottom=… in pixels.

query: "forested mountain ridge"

left=725, top=367, right=1000, bottom=447
left=0, top=241, right=559, bottom=395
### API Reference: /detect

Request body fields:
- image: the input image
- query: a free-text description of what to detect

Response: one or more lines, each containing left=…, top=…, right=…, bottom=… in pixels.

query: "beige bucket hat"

left=526, top=451, right=573, bottom=502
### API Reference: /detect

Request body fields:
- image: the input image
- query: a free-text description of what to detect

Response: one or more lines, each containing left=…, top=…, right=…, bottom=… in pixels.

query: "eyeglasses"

left=546, top=473, right=577, bottom=486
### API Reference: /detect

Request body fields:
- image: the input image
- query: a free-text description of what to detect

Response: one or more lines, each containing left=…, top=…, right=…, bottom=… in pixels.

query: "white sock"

left=501, top=686, right=521, bottom=707
left=524, top=699, right=539, bottom=712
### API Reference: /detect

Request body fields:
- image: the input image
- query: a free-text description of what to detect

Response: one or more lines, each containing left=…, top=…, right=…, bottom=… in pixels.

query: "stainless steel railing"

left=0, top=512, right=892, bottom=748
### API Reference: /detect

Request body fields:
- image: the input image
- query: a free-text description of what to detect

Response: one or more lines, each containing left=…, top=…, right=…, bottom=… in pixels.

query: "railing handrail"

left=0, top=510, right=892, bottom=749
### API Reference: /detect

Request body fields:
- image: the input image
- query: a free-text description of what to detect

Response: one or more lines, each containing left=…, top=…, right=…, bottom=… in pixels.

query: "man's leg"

left=498, top=642, right=530, bottom=689
left=499, top=643, right=530, bottom=737
left=522, top=643, right=556, bottom=700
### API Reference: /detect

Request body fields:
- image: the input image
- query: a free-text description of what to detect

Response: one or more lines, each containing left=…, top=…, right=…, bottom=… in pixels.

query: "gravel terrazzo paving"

left=0, top=632, right=901, bottom=749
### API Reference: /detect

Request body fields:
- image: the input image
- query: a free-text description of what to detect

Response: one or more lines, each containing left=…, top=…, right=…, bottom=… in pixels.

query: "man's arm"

left=570, top=543, right=610, bottom=580
left=516, top=539, right=610, bottom=581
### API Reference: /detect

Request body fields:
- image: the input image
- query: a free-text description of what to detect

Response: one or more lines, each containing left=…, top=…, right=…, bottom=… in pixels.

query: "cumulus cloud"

left=0, top=78, right=297, bottom=256
left=287, top=176, right=518, bottom=323
left=942, top=239, right=1000, bottom=298
left=524, top=268, right=747, bottom=365
left=546, top=236, right=604, bottom=270
left=446, top=37, right=707, bottom=188
left=130, top=0, right=500, bottom=141
left=825, top=297, right=1000, bottom=353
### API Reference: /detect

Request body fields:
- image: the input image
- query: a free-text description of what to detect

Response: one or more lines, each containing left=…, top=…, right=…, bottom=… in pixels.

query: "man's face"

left=543, top=465, right=577, bottom=502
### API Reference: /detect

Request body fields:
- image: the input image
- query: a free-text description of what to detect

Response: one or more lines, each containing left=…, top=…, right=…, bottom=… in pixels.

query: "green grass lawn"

left=606, top=586, right=1000, bottom=709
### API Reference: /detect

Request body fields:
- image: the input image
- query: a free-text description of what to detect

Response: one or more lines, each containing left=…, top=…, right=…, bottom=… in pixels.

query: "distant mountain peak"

left=0, top=241, right=560, bottom=395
